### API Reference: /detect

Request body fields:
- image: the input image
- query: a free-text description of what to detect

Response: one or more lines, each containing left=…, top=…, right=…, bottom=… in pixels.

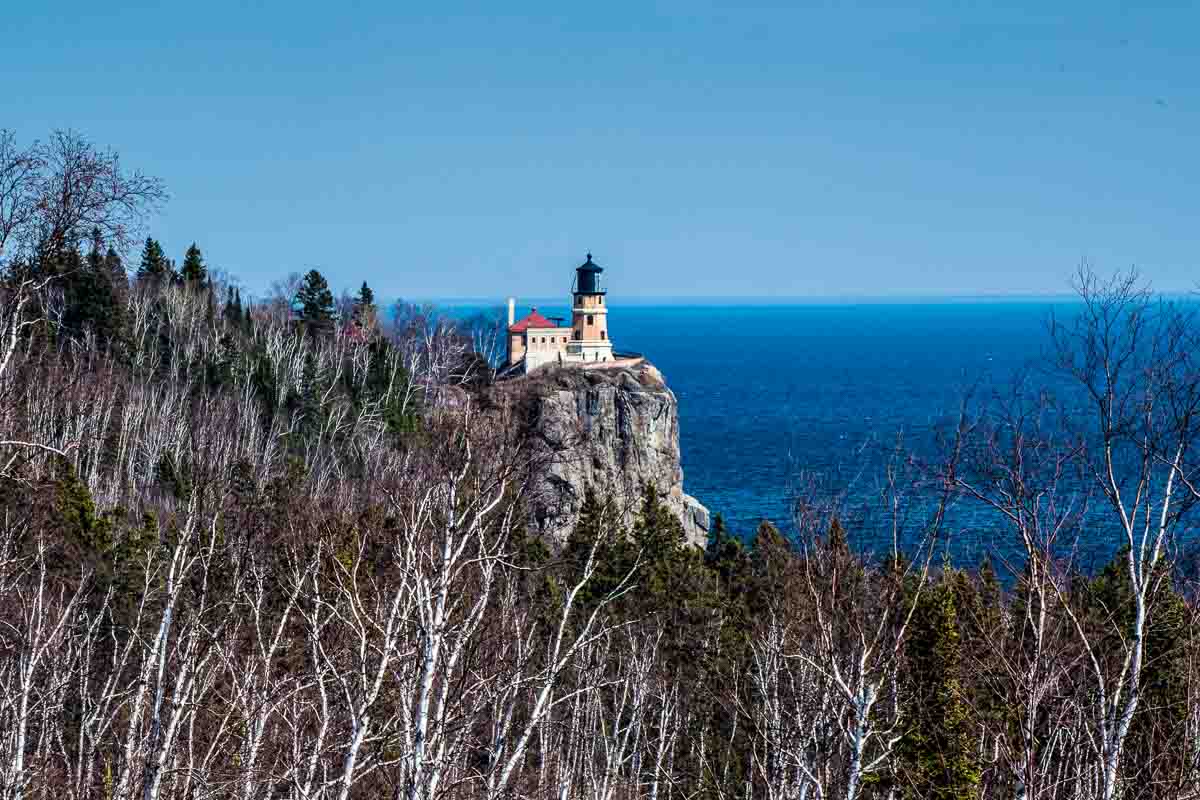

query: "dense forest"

left=4, top=129, right=1200, bottom=800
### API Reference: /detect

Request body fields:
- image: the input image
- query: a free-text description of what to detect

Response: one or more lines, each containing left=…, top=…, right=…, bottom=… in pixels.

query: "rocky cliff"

left=501, top=361, right=710, bottom=548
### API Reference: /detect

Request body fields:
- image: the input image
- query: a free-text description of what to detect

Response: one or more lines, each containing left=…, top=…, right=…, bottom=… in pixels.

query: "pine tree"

left=353, top=281, right=376, bottom=329
left=1090, top=555, right=1192, bottom=800
left=60, top=230, right=123, bottom=347
left=1134, top=586, right=1191, bottom=798
left=705, top=513, right=732, bottom=566
left=136, top=237, right=170, bottom=282
left=356, top=281, right=375, bottom=311
left=223, top=286, right=243, bottom=324
left=561, top=485, right=630, bottom=610
left=631, top=483, right=720, bottom=679
left=895, top=573, right=980, bottom=800
left=104, top=247, right=127, bottom=307
left=632, top=482, right=687, bottom=564
left=103, top=246, right=129, bottom=347
left=180, top=242, right=207, bottom=285
left=747, top=520, right=791, bottom=614
left=295, top=269, right=335, bottom=330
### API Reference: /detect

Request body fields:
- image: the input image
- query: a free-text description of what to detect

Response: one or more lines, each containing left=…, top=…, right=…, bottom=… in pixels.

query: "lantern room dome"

left=573, top=252, right=605, bottom=295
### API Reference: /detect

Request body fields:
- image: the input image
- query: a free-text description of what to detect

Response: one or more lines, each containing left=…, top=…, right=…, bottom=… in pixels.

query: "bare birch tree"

left=1046, top=267, right=1200, bottom=800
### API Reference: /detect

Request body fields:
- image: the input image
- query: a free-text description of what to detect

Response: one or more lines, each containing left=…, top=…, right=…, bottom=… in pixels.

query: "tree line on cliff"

left=4, top=128, right=1200, bottom=799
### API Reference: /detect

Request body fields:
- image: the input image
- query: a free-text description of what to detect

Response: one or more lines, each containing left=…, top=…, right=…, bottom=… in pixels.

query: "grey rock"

left=510, top=362, right=710, bottom=548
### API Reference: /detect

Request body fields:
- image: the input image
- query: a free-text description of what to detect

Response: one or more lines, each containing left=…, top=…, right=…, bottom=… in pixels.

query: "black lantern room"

left=573, top=253, right=605, bottom=295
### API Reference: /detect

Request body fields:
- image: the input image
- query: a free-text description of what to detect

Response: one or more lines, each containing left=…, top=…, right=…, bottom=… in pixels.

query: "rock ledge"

left=501, top=361, right=710, bottom=548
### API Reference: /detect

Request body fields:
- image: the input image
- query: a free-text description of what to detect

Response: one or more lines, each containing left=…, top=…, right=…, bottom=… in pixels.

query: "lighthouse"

left=505, top=253, right=619, bottom=372
left=570, top=253, right=614, bottom=362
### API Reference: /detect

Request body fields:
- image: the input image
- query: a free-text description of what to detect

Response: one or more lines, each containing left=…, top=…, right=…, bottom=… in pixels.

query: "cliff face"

left=511, top=362, right=710, bottom=548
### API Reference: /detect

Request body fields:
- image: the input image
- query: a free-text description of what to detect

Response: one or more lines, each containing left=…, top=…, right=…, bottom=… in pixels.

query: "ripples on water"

left=444, top=299, right=1182, bottom=570
left=615, top=302, right=1064, bottom=554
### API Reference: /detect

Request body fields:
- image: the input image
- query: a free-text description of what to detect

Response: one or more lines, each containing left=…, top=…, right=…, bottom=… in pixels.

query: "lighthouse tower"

left=570, top=253, right=613, bottom=363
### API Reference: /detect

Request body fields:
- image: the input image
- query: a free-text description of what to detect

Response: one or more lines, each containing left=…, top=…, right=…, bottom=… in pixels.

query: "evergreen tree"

left=631, top=482, right=687, bottom=568
left=295, top=269, right=335, bottom=330
left=747, top=520, right=792, bottom=614
left=895, top=573, right=980, bottom=800
left=286, top=353, right=323, bottom=449
left=58, top=246, right=90, bottom=331
left=561, top=485, right=634, bottom=609
left=104, top=246, right=128, bottom=312
left=353, top=281, right=376, bottom=329
left=59, top=231, right=123, bottom=347
left=45, top=457, right=114, bottom=585
left=101, top=245, right=128, bottom=349
left=958, top=559, right=1007, bottom=764
left=364, top=338, right=417, bottom=435
left=136, top=236, right=170, bottom=282
left=223, top=286, right=244, bottom=324
left=1121, top=582, right=1191, bottom=800
left=1085, top=553, right=1193, bottom=800
left=356, top=281, right=375, bottom=311
left=180, top=242, right=207, bottom=285
left=705, top=513, right=735, bottom=569
left=629, top=484, right=725, bottom=682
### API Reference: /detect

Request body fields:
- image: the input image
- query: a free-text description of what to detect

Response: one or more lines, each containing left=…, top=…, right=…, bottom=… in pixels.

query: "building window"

left=574, top=329, right=581, bottom=340
left=601, top=330, right=606, bottom=340
left=599, top=296, right=603, bottom=305
left=587, top=314, right=594, bottom=325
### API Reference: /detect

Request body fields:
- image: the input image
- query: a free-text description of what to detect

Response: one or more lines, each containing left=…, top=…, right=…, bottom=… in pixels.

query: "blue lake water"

left=439, top=299, right=1138, bottom=567
left=618, top=302, right=1068, bottom=557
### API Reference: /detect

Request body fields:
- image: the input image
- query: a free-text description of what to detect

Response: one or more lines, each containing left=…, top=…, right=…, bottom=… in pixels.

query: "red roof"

left=509, top=309, right=558, bottom=332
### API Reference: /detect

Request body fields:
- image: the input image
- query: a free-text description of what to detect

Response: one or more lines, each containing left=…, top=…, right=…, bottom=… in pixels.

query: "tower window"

left=601, top=330, right=606, bottom=340
left=587, top=314, right=594, bottom=325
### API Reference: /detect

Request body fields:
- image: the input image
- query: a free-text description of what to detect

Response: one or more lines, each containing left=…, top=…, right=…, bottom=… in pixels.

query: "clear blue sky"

left=6, top=1, right=1197, bottom=299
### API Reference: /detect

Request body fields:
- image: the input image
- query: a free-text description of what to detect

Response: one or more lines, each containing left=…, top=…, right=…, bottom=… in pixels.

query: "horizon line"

left=400, top=292, right=1092, bottom=306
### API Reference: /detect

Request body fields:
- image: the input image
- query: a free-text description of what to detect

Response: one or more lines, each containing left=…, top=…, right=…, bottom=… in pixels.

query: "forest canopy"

left=3, top=129, right=1200, bottom=800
